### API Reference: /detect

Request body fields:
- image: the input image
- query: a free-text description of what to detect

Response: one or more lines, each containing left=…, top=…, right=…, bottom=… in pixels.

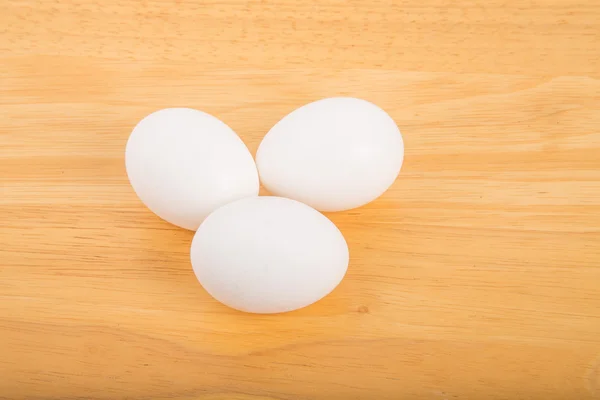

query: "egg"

left=256, top=97, right=404, bottom=211
left=125, top=108, right=259, bottom=230
left=190, top=196, right=349, bottom=313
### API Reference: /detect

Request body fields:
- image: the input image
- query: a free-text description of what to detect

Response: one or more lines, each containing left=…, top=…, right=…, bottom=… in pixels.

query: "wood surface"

left=2, top=0, right=600, bottom=398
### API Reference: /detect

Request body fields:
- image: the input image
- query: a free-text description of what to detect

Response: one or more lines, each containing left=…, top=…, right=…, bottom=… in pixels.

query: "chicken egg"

left=256, top=97, right=404, bottom=211
left=125, top=108, right=259, bottom=230
left=190, top=196, right=349, bottom=313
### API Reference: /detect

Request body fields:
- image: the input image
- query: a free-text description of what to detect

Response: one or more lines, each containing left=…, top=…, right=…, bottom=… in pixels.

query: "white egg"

left=190, top=196, right=349, bottom=313
left=125, top=108, right=259, bottom=230
left=256, top=97, right=404, bottom=211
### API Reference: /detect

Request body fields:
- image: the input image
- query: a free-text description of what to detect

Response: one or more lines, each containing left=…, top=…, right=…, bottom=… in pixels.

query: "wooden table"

left=2, top=0, right=599, bottom=398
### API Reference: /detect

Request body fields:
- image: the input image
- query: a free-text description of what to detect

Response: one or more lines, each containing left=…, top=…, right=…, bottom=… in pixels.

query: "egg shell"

left=125, top=108, right=259, bottom=230
left=190, top=196, right=349, bottom=314
left=256, top=97, right=404, bottom=211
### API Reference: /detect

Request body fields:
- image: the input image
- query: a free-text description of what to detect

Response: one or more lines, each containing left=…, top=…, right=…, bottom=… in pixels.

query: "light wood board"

left=2, top=0, right=600, bottom=398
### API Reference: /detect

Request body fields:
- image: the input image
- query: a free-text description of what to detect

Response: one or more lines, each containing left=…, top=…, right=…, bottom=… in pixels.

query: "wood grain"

left=1, top=0, right=600, bottom=399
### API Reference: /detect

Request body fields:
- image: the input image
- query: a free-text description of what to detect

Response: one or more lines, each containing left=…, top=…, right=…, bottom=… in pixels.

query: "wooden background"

left=2, top=0, right=599, bottom=398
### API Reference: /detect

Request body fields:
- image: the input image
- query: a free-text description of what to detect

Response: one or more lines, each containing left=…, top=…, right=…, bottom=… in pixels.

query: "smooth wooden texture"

left=2, top=0, right=600, bottom=398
